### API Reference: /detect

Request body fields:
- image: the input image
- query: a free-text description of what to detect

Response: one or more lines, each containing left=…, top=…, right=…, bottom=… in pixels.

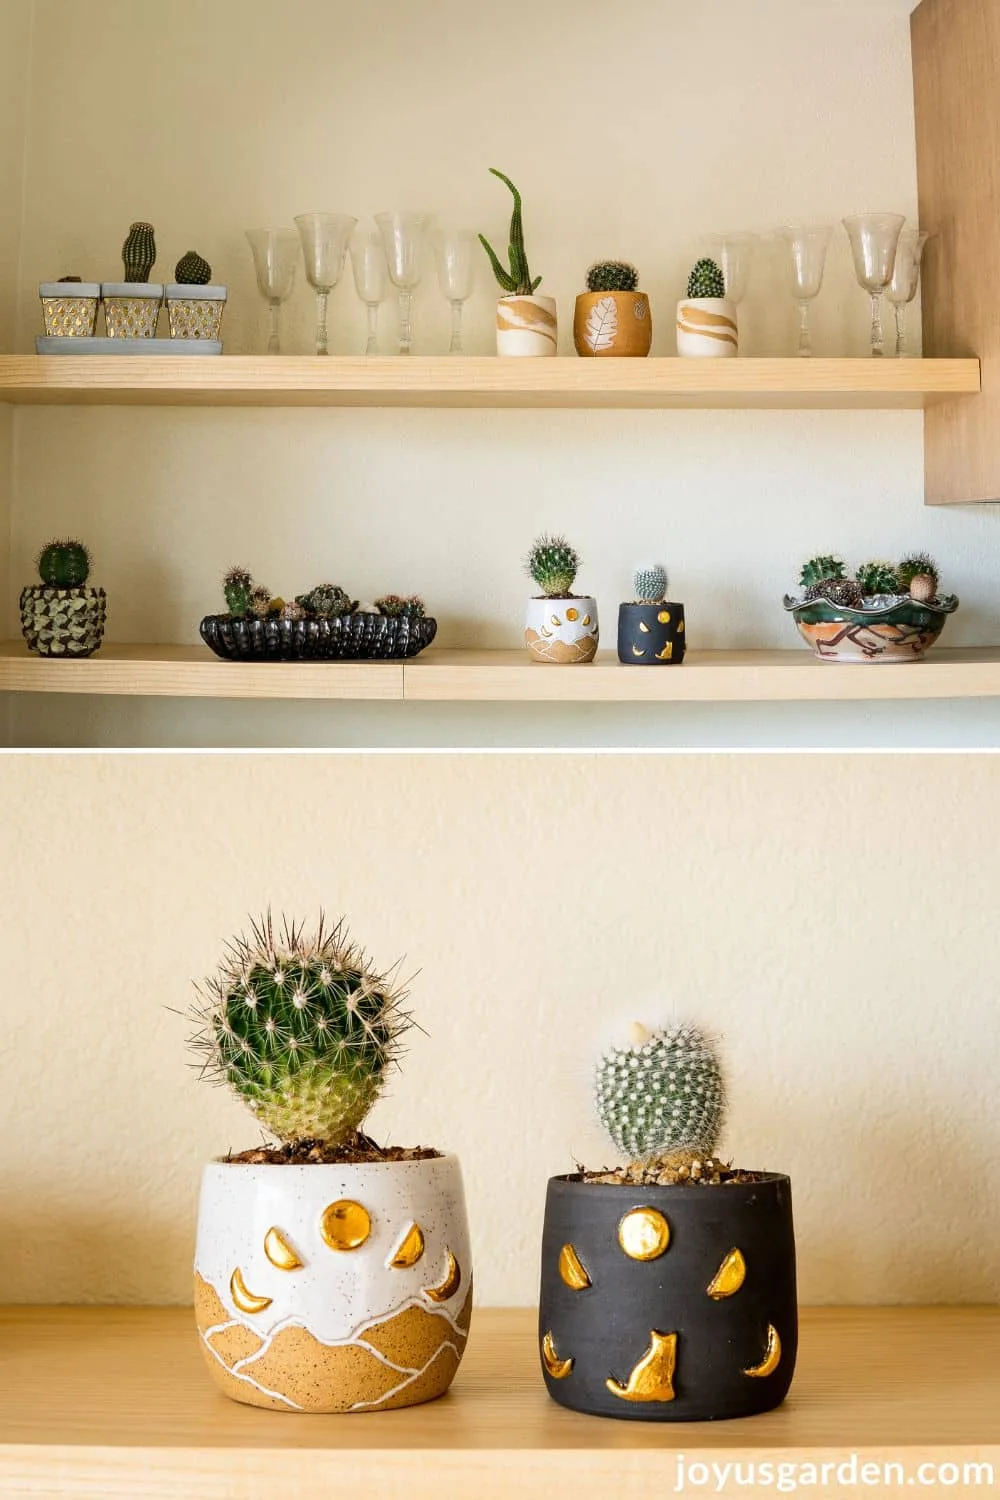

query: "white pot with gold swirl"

left=496, top=293, right=558, bottom=356
left=676, top=296, right=739, bottom=358
left=525, top=595, right=599, bottom=664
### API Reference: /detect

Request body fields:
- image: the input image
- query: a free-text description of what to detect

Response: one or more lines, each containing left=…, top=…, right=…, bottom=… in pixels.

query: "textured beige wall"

left=0, top=751, right=996, bottom=1308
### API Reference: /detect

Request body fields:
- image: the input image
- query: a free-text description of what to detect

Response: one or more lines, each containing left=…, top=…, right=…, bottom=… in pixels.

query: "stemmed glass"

left=294, top=212, right=357, bottom=356
left=349, top=227, right=389, bottom=355
left=887, top=229, right=931, bottom=358
left=432, top=230, right=477, bottom=354
left=776, top=225, right=832, bottom=358
left=842, top=213, right=906, bottom=358
left=245, top=229, right=299, bottom=355
left=706, top=232, right=758, bottom=310
left=375, top=211, right=428, bottom=355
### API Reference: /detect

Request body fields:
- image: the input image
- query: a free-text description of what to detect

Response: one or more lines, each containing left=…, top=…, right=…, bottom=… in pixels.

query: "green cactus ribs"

left=122, top=221, right=156, bottom=283
left=526, top=534, right=580, bottom=599
left=856, top=561, right=901, bottom=596
left=223, top=566, right=254, bottom=618
left=595, top=1022, right=727, bottom=1173
left=587, top=260, right=639, bottom=293
left=687, top=258, right=727, bottom=300
left=37, top=539, right=91, bottom=589
left=479, top=168, right=543, bottom=296
left=175, top=250, right=212, bottom=285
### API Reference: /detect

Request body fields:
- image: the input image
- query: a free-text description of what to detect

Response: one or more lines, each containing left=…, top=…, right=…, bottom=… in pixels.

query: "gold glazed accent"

left=40, top=295, right=99, bottom=337
left=658, top=610, right=672, bottom=624
left=550, top=615, right=562, bottom=627
left=606, top=1331, right=677, bottom=1402
left=321, top=1199, right=372, bottom=1252
left=744, top=1324, right=782, bottom=1378
left=389, top=1221, right=426, bottom=1269
left=655, top=642, right=675, bottom=661
left=677, top=303, right=738, bottom=348
left=424, top=1248, right=461, bottom=1302
left=639, top=621, right=651, bottom=633
left=558, top=1242, right=592, bottom=1290
left=678, top=619, right=685, bottom=632
left=167, top=296, right=225, bottom=340
left=263, top=1226, right=303, bottom=1272
left=230, top=1266, right=273, bottom=1315
left=541, top=1329, right=574, bottom=1379
left=632, top=645, right=645, bottom=658
left=617, top=1207, right=671, bottom=1261
left=566, top=608, right=579, bottom=621
left=707, top=1247, right=746, bottom=1299
left=582, top=614, right=592, bottom=626
left=104, top=296, right=161, bottom=339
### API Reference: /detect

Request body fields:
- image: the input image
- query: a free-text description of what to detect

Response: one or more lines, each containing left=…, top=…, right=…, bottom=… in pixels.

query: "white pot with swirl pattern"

left=676, top=297, right=739, bottom=358
left=525, top=595, right=599, bottom=664
left=497, top=293, right=558, bottom=356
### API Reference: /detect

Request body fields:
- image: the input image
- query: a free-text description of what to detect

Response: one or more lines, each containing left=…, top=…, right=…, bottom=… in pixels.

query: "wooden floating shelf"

left=0, top=1306, right=996, bottom=1499
left=3, top=643, right=1000, bottom=703
left=0, top=355, right=982, bottom=409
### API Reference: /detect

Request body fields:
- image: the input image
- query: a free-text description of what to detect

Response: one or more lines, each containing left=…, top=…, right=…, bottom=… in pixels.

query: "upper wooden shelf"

left=0, top=355, right=981, bottom=410
left=0, top=1306, right=996, bottom=1499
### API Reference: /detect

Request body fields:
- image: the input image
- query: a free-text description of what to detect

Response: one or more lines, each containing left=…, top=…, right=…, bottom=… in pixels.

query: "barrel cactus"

left=799, top=555, right=846, bottom=593
left=897, top=553, right=940, bottom=602
left=298, top=583, right=353, bottom=618
left=687, top=258, right=726, bottom=300
left=856, top=561, right=901, bottom=596
left=190, top=912, right=411, bottom=1147
left=526, top=535, right=580, bottom=598
left=175, top=250, right=213, bottom=286
left=38, top=539, right=91, bottom=589
left=223, top=566, right=254, bottom=618
left=587, top=260, right=639, bottom=293
left=595, top=1023, right=726, bottom=1167
left=122, top=221, right=156, bottom=282
left=479, top=168, right=542, bottom=296
left=633, top=565, right=667, bottom=604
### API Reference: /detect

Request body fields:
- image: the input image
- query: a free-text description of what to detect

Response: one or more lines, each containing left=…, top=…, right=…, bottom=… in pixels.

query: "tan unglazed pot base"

left=574, top=291, right=652, bottom=356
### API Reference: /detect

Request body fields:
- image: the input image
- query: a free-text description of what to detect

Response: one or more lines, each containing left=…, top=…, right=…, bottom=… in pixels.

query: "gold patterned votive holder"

left=38, top=283, right=101, bottom=337
left=101, top=283, right=163, bottom=339
left=165, top=285, right=227, bottom=340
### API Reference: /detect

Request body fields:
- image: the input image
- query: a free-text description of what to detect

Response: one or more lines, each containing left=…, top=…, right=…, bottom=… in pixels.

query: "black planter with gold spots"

left=617, top=602, right=686, bottom=665
left=538, top=1173, right=797, bottom=1421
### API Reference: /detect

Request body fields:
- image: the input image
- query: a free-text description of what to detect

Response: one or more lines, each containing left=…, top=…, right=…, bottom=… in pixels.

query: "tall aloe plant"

left=479, top=168, right=542, bottom=296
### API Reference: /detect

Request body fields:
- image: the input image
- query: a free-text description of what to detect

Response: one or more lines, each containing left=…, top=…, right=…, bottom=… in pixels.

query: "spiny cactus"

left=281, top=600, right=306, bottom=622
left=587, top=260, right=639, bottom=293
left=37, top=540, right=91, bottom=589
left=633, top=565, right=667, bottom=604
left=297, top=583, right=353, bottom=618
left=190, top=912, right=411, bottom=1147
left=175, top=250, right=212, bottom=286
left=808, top=578, right=865, bottom=608
left=799, top=555, right=846, bottom=592
left=595, top=1023, right=726, bottom=1165
left=375, top=594, right=426, bottom=620
left=479, top=169, right=542, bottom=297
left=224, top=566, right=254, bottom=618
left=856, top=561, right=901, bottom=596
left=897, top=553, right=939, bottom=601
left=687, top=258, right=726, bottom=300
left=250, top=585, right=273, bottom=619
left=122, top=222, right=156, bottom=282
left=526, top=535, right=580, bottom=598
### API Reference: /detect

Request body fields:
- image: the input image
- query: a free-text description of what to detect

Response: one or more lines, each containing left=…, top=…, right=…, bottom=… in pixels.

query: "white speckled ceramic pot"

left=676, top=297, right=738, bottom=357
left=194, top=1154, right=472, bottom=1413
left=496, top=293, right=558, bottom=356
left=524, top=596, right=599, bottom=664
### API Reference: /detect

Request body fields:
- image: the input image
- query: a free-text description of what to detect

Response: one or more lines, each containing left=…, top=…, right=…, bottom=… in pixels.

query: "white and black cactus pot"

left=617, top=602, right=686, bottom=665
left=537, top=1173, right=797, bottom=1421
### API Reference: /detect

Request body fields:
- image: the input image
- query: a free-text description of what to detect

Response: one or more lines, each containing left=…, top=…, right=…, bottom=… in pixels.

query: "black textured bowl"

left=200, top=613, right=437, bottom=662
left=538, top=1173, right=797, bottom=1421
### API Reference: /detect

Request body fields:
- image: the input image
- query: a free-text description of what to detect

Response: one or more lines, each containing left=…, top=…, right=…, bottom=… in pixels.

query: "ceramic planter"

left=525, top=596, right=598, bottom=664
left=618, top=602, right=686, bottom=664
left=19, top=585, right=106, bottom=657
left=194, top=1153, right=472, bottom=1413
left=496, top=294, right=558, bottom=356
left=200, top=612, right=437, bottom=662
left=38, top=282, right=101, bottom=337
left=538, top=1173, right=797, bottom=1422
left=676, top=297, right=738, bottom=357
left=574, top=292, right=652, bottom=357
left=101, top=282, right=163, bottom=339
left=166, top=284, right=228, bottom=341
left=784, top=594, right=959, bottom=663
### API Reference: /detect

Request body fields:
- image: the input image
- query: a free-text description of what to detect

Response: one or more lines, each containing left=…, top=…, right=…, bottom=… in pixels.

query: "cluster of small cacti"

left=175, top=250, right=213, bottom=285
left=374, top=594, right=426, bottom=620
left=122, top=222, right=156, bottom=283
left=221, top=567, right=425, bottom=622
left=687, top=258, right=727, bottom=300
left=797, top=552, right=941, bottom=606
left=633, top=565, right=668, bottom=604
left=37, top=539, right=91, bottom=589
left=586, top=260, right=639, bottom=293
left=189, top=912, right=411, bottom=1146
left=595, top=1022, right=727, bottom=1168
left=479, top=169, right=543, bottom=296
left=526, top=535, right=580, bottom=598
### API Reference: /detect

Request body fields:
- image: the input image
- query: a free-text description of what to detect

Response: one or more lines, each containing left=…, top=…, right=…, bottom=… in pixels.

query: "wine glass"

left=842, top=212, right=906, bottom=358
left=246, top=229, right=299, bottom=355
left=349, top=226, right=389, bottom=355
left=432, top=229, right=477, bottom=354
left=887, top=229, right=931, bottom=358
left=375, top=211, right=428, bottom=355
left=706, top=232, right=758, bottom=309
left=776, top=225, right=832, bottom=358
left=294, top=212, right=357, bottom=356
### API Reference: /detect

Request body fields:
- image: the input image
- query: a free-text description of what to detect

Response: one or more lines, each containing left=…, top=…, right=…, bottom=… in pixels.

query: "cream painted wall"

left=5, top=0, right=1000, bottom=748
left=0, top=751, right=996, bottom=1308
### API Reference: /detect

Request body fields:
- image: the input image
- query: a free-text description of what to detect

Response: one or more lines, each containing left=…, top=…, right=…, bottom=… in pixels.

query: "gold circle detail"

left=618, top=1207, right=671, bottom=1261
left=657, top=610, right=671, bottom=625
left=321, top=1199, right=371, bottom=1251
left=566, top=608, right=579, bottom=622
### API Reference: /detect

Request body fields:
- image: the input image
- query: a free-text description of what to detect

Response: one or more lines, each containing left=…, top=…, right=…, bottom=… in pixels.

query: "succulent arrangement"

left=526, top=535, right=581, bottom=599
left=122, top=221, right=157, bottom=283
left=787, top=551, right=957, bottom=661
left=794, top=551, right=943, bottom=606
left=217, top=566, right=424, bottom=624
left=20, top=538, right=107, bottom=658
left=586, top=260, right=639, bottom=294
left=479, top=168, right=543, bottom=296
left=175, top=250, right=213, bottom=285
left=686, top=258, right=727, bottom=300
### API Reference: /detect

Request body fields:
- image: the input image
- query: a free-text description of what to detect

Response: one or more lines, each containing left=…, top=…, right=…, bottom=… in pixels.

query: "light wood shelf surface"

left=0, top=1306, right=996, bottom=1499
left=3, top=643, right=1000, bottom=703
left=0, top=355, right=981, bottom=409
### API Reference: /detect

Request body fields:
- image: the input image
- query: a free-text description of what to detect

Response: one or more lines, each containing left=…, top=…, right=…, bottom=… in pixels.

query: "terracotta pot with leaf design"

left=523, top=533, right=598, bottom=664
left=574, top=261, right=652, bottom=357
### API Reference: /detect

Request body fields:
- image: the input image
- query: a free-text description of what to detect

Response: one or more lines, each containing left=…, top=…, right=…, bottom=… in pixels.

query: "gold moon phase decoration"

left=389, top=1221, right=425, bottom=1269
left=707, top=1247, right=746, bottom=1299
left=321, top=1199, right=371, bottom=1252
left=639, top=621, right=651, bottom=634
left=617, top=1207, right=671, bottom=1261
left=582, top=614, right=592, bottom=626
left=606, top=1331, right=677, bottom=1402
left=566, top=608, right=579, bottom=622
left=423, top=1248, right=461, bottom=1302
left=631, top=645, right=646, bottom=658
left=658, top=610, right=671, bottom=624
left=744, top=1324, right=782, bottom=1378
left=230, top=1266, right=272, bottom=1315
left=558, top=1242, right=592, bottom=1291
left=263, top=1226, right=303, bottom=1272
left=541, top=1330, right=574, bottom=1379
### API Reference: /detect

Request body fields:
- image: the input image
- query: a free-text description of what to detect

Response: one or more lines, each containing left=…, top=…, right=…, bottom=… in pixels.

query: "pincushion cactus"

left=375, top=594, right=426, bottom=620
left=224, top=566, right=254, bottom=618
left=856, top=561, right=900, bottom=596
left=633, top=565, right=667, bottom=604
left=526, top=535, right=580, bottom=598
left=38, top=540, right=90, bottom=589
left=479, top=168, right=543, bottom=296
left=687, top=258, right=726, bottom=300
left=122, top=221, right=156, bottom=282
left=595, top=1023, right=726, bottom=1167
left=175, top=250, right=213, bottom=286
left=190, top=912, right=411, bottom=1146
left=587, top=260, right=638, bottom=293
left=297, top=583, right=353, bottom=618
left=897, top=553, right=939, bottom=601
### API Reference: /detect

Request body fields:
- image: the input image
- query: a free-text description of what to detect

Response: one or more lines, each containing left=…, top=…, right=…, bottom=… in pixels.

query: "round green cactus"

left=687, top=258, right=726, bottom=300
left=856, top=561, right=901, bottom=596
left=526, top=535, right=580, bottom=598
left=897, top=553, right=939, bottom=600
left=298, top=583, right=353, bottom=618
left=175, top=250, right=212, bottom=285
left=587, top=260, right=639, bottom=293
left=799, top=555, right=847, bottom=592
left=223, top=566, right=254, bottom=618
left=633, top=565, right=667, bottom=603
left=375, top=594, right=426, bottom=620
left=595, top=1023, right=726, bottom=1164
left=122, top=221, right=156, bottom=282
left=191, top=913, right=411, bottom=1147
left=37, top=540, right=91, bottom=589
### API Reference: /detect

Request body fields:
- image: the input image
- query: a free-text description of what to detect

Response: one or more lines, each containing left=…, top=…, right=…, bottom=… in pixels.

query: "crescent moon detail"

left=707, top=1247, right=746, bottom=1299
left=558, top=1242, right=592, bottom=1291
left=423, top=1248, right=461, bottom=1302
left=389, top=1221, right=426, bottom=1269
left=263, top=1227, right=303, bottom=1272
left=230, top=1266, right=272, bottom=1316
left=606, top=1330, right=677, bottom=1402
left=541, top=1330, right=574, bottom=1379
left=744, top=1324, right=782, bottom=1378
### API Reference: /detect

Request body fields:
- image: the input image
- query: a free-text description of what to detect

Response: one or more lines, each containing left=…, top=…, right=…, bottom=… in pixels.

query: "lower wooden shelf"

left=0, top=1307, right=996, bottom=1498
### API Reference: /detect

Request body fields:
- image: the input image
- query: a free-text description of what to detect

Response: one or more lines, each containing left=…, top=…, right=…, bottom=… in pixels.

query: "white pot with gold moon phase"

left=194, top=1153, right=473, bottom=1413
left=676, top=297, right=738, bottom=358
left=496, top=293, right=558, bottom=356
left=525, top=595, right=599, bottom=664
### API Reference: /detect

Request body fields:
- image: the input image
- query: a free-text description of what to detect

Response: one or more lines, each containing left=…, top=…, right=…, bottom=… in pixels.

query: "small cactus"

left=799, top=555, right=847, bottom=592
left=37, top=539, right=91, bottom=589
left=223, top=566, right=254, bottom=618
left=526, top=535, right=580, bottom=598
left=122, top=221, right=156, bottom=282
left=806, top=578, right=865, bottom=608
left=189, top=912, right=411, bottom=1147
left=633, top=565, right=667, bottom=604
left=587, top=260, right=639, bottom=293
left=595, top=1022, right=726, bottom=1166
left=479, top=168, right=542, bottom=296
left=375, top=594, right=426, bottom=620
left=175, top=250, right=212, bottom=285
left=897, top=553, right=939, bottom=601
left=856, top=561, right=901, bottom=596
left=687, top=258, right=726, bottom=300
left=281, top=599, right=307, bottom=622
left=297, top=583, right=353, bottom=618
left=250, top=585, right=273, bottom=619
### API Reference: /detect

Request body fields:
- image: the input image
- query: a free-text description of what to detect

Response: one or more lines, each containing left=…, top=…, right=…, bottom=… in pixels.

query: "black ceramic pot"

left=538, top=1173, right=797, bottom=1421
left=200, top=613, right=437, bottom=662
left=617, top=602, right=686, bottom=664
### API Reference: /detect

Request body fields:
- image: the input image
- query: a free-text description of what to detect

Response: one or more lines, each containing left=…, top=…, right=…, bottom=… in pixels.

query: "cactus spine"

left=526, top=535, right=580, bottom=598
left=175, top=250, right=212, bottom=285
left=122, top=222, right=156, bottom=282
left=633, top=565, right=667, bottom=604
left=799, top=555, right=846, bottom=592
left=587, top=260, right=639, bottom=293
left=37, top=540, right=91, bottom=589
left=479, top=169, right=542, bottom=297
left=224, top=566, right=254, bottom=618
left=856, top=561, right=901, bottom=596
left=897, top=553, right=939, bottom=601
left=297, top=583, right=353, bottom=618
left=687, top=258, right=726, bottom=300
left=595, top=1022, right=726, bottom=1165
